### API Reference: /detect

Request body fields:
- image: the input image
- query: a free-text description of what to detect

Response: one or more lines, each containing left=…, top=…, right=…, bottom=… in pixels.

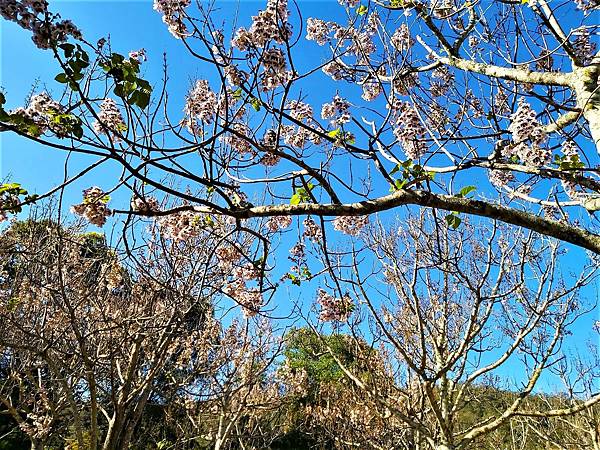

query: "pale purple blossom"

left=71, top=187, right=112, bottom=227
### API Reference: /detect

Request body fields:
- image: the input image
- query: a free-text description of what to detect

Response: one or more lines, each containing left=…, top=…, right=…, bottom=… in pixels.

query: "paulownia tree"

left=0, top=0, right=599, bottom=252
left=307, top=212, right=598, bottom=450
left=0, top=207, right=282, bottom=450
left=1, top=1, right=600, bottom=448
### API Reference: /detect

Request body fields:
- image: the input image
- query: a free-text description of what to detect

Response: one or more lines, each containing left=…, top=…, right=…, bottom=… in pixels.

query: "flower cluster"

left=10, top=92, right=66, bottom=137
left=463, top=89, right=484, bottom=119
left=390, top=24, right=413, bottom=52
left=93, top=98, right=126, bottom=142
left=0, top=0, right=82, bottom=49
left=71, top=187, right=112, bottom=227
left=427, top=102, right=448, bottom=134
left=321, top=95, right=351, bottom=127
left=574, top=0, right=599, bottom=13
left=28, top=92, right=61, bottom=116
left=223, top=282, right=264, bottom=317
left=507, top=99, right=549, bottom=166
left=231, top=0, right=292, bottom=51
left=561, top=140, right=583, bottom=199
left=303, top=217, right=322, bottom=242
left=317, top=289, right=353, bottom=322
left=332, top=215, right=369, bottom=236
left=289, top=242, right=305, bottom=260
left=430, top=0, right=454, bottom=18
left=391, top=72, right=418, bottom=96
left=393, top=104, right=428, bottom=160
left=128, top=48, right=147, bottom=62
left=131, top=195, right=160, bottom=214
left=224, top=64, right=248, bottom=87
left=338, top=0, right=360, bottom=6
left=361, top=79, right=383, bottom=101
left=280, top=124, right=321, bottom=149
left=215, top=245, right=243, bottom=271
left=184, top=79, right=218, bottom=134
left=220, top=123, right=255, bottom=155
left=159, top=210, right=204, bottom=241
left=286, top=100, right=313, bottom=121
left=280, top=101, right=321, bottom=148
left=572, top=31, right=597, bottom=65
left=322, top=59, right=351, bottom=81
left=259, top=129, right=282, bottom=166
left=346, top=28, right=377, bottom=62
left=153, top=0, right=190, bottom=38
left=306, top=18, right=330, bottom=45
left=494, top=88, right=511, bottom=116
left=430, top=65, right=454, bottom=97
left=265, top=215, right=292, bottom=232
left=535, top=49, right=553, bottom=71
left=259, top=48, right=291, bottom=90
left=232, top=263, right=261, bottom=282
left=464, top=30, right=480, bottom=47
left=488, top=169, right=515, bottom=187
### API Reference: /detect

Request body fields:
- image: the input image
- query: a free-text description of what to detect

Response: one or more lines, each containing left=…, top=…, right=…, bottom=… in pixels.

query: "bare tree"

left=306, top=212, right=598, bottom=450
left=0, top=205, right=282, bottom=450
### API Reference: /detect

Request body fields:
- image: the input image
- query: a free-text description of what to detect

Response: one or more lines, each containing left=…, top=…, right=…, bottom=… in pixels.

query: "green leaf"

left=111, top=53, right=125, bottom=64
left=250, top=97, right=261, bottom=112
left=59, top=43, right=75, bottom=57
left=389, top=164, right=401, bottom=176
left=356, top=5, right=368, bottom=15
left=393, top=179, right=407, bottom=191
left=204, top=215, right=215, bottom=227
left=232, top=88, right=243, bottom=100
left=290, top=193, right=301, bottom=205
left=127, top=91, right=139, bottom=106
left=445, top=213, right=462, bottom=229
left=55, top=73, right=69, bottom=83
left=327, top=128, right=341, bottom=139
left=135, top=91, right=150, bottom=109
left=458, top=185, right=476, bottom=198
left=72, top=125, right=83, bottom=139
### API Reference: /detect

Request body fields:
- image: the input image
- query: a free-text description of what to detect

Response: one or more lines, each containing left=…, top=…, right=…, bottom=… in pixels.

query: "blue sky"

left=1, top=0, right=598, bottom=392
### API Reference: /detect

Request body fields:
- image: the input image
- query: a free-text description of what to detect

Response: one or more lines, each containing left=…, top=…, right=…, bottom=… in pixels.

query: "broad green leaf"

left=55, top=73, right=69, bottom=83
left=327, top=128, right=341, bottom=139
left=445, top=213, right=462, bottom=229
left=251, top=97, right=261, bottom=111
left=458, top=185, right=476, bottom=198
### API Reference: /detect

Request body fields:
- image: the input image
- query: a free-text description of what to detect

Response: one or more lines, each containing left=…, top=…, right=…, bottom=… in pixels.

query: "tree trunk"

left=573, top=58, right=600, bottom=154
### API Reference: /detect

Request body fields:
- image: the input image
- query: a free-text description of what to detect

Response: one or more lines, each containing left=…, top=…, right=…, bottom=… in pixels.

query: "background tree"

left=0, top=206, right=281, bottom=450
left=310, top=212, right=597, bottom=450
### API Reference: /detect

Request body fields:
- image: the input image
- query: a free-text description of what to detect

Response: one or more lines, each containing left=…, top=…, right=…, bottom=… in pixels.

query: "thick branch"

left=220, top=190, right=600, bottom=254
left=438, top=56, right=573, bottom=87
